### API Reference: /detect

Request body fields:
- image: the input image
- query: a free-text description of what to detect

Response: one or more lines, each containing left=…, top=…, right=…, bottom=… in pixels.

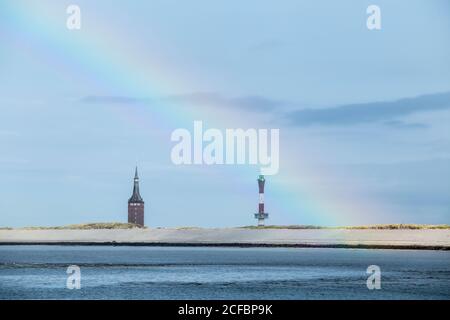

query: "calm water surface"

left=0, top=246, right=449, bottom=299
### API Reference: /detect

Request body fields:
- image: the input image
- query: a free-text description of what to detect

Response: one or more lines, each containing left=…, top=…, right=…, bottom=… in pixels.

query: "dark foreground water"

left=0, top=246, right=449, bottom=299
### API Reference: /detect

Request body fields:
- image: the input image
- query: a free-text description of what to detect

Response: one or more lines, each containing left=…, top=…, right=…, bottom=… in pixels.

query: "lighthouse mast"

left=254, top=175, right=269, bottom=226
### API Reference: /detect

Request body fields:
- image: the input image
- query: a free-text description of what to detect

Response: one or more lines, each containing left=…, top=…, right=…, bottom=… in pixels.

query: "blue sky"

left=0, top=0, right=449, bottom=227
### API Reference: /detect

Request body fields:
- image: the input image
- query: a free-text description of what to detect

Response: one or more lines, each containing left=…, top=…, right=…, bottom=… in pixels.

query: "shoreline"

left=0, top=241, right=449, bottom=250
left=1, top=228, right=449, bottom=250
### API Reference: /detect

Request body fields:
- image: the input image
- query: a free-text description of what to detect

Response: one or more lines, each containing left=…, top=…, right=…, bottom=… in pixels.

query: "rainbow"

left=1, top=1, right=394, bottom=227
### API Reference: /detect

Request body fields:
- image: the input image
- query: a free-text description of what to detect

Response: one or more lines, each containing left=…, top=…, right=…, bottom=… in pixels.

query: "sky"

left=0, top=0, right=449, bottom=227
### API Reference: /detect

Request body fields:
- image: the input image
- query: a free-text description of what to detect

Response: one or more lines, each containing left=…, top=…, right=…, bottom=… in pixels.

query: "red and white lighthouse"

left=254, top=175, right=269, bottom=226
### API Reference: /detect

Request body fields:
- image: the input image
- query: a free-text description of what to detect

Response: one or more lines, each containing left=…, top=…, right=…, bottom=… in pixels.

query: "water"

left=0, top=246, right=449, bottom=299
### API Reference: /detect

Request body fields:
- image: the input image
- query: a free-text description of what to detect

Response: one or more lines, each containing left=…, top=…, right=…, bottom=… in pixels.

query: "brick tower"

left=128, top=167, right=145, bottom=226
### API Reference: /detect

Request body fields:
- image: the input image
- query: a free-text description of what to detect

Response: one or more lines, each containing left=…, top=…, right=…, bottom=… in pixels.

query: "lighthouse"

left=254, top=175, right=269, bottom=226
left=128, top=167, right=145, bottom=226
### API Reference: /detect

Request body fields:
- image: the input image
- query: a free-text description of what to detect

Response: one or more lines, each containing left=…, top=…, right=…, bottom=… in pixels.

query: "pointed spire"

left=129, top=166, right=144, bottom=203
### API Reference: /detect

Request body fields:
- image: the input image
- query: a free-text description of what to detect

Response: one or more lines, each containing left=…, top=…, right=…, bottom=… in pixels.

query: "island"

left=0, top=223, right=449, bottom=250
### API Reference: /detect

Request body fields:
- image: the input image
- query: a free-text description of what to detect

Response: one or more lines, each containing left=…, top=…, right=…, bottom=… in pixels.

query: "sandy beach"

left=0, top=228, right=449, bottom=249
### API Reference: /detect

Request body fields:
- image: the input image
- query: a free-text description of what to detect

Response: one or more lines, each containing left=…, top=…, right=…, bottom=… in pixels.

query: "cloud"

left=81, top=92, right=286, bottom=113
left=80, top=91, right=450, bottom=124
left=383, top=120, right=429, bottom=130
left=286, top=91, right=450, bottom=126
left=80, top=96, right=148, bottom=104
left=166, top=92, right=284, bottom=112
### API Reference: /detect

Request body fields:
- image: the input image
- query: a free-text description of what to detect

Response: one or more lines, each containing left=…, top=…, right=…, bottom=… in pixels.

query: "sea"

left=0, top=245, right=449, bottom=299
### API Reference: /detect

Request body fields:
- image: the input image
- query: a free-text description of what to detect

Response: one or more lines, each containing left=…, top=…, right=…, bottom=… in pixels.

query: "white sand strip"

left=0, top=228, right=449, bottom=249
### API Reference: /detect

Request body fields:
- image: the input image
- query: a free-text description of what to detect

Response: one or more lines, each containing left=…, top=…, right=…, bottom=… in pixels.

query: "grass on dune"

left=242, top=224, right=450, bottom=230
left=1, top=223, right=449, bottom=230
left=19, top=222, right=146, bottom=230
left=341, top=224, right=450, bottom=230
